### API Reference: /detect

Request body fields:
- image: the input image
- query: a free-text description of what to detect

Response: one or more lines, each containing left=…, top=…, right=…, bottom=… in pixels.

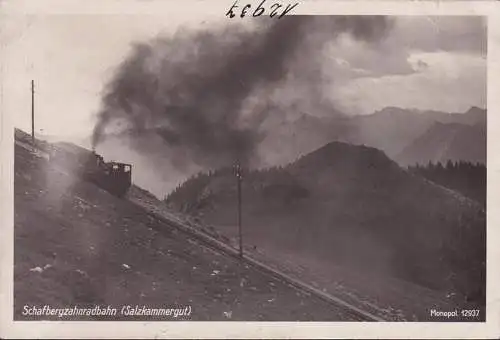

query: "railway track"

left=136, top=201, right=385, bottom=322
left=17, top=137, right=384, bottom=321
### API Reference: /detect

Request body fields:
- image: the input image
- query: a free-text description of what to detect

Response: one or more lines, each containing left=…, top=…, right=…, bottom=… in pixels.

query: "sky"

left=2, top=12, right=487, bottom=143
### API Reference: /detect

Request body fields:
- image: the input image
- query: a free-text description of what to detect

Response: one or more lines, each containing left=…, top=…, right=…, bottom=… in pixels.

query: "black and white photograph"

left=1, top=0, right=499, bottom=338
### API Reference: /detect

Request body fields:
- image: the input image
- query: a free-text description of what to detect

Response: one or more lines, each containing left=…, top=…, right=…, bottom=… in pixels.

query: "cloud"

left=331, top=51, right=486, bottom=115
left=411, top=59, right=429, bottom=72
left=322, top=16, right=486, bottom=83
left=389, top=16, right=487, bottom=55
left=324, top=34, right=416, bottom=80
left=317, top=16, right=486, bottom=115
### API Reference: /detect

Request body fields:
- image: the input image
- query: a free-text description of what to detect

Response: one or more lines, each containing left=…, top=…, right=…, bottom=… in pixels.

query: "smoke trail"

left=92, top=16, right=393, bottom=178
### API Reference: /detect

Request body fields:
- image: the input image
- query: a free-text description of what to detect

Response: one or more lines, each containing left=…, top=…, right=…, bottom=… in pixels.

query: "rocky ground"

left=14, top=141, right=365, bottom=321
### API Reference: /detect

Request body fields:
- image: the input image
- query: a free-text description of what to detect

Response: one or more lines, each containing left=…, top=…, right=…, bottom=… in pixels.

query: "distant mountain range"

left=15, top=104, right=487, bottom=316
left=32, top=106, right=487, bottom=168
left=259, top=106, right=486, bottom=168
left=349, top=106, right=486, bottom=160
left=165, top=141, right=486, bottom=305
left=27, top=105, right=486, bottom=198
left=395, top=121, right=486, bottom=166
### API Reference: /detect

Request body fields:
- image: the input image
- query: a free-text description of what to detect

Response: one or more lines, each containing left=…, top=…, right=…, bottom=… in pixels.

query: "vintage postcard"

left=0, top=0, right=499, bottom=338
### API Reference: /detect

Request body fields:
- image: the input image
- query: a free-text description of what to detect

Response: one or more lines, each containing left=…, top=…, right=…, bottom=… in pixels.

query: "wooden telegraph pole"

left=234, top=162, right=243, bottom=258
left=31, top=80, right=35, bottom=144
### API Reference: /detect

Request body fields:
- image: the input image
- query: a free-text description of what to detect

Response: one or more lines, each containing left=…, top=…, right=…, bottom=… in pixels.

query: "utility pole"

left=234, top=162, right=243, bottom=258
left=31, top=80, right=35, bottom=144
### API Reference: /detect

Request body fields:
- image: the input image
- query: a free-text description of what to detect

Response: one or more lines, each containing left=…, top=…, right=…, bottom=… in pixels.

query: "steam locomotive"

left=49, top=143, right=132, bottom=198
left=83, top=152, right=132, bottom=198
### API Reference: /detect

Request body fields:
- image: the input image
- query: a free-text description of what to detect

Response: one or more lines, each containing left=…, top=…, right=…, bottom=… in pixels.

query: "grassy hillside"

left=408, top=161, right=486, bottom=207
left=165, top=141, right=486, bottom=313
left=14, top=130, right=362, bottom=321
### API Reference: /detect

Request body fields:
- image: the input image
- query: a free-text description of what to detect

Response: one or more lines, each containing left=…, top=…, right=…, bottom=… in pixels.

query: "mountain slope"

left=348, top=106, right=486, bottom=158
left=257, top=106, right=486, bottom=168
left=408, top=162, right=486, bottom=206
left=13, top=129, right=361, bottom=321
left=166, top=141, right=486, bottom=317
left=395, top=122, right=486, bottom=166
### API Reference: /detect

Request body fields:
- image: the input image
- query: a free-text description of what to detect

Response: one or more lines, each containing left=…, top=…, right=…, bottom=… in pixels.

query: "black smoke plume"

left=92, top=16, right=393, bottom=181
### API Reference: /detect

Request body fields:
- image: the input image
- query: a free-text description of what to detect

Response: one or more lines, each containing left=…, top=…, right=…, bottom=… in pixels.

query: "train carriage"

left=50, top=143, right=132, bottom=198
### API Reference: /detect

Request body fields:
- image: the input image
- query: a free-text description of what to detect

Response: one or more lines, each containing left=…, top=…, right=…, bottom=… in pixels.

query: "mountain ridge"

left=14, top=128, right=365, bottom=321
left=395, top=121, right=486, bottom=166
left=165, top=140, right=486, bottom=314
